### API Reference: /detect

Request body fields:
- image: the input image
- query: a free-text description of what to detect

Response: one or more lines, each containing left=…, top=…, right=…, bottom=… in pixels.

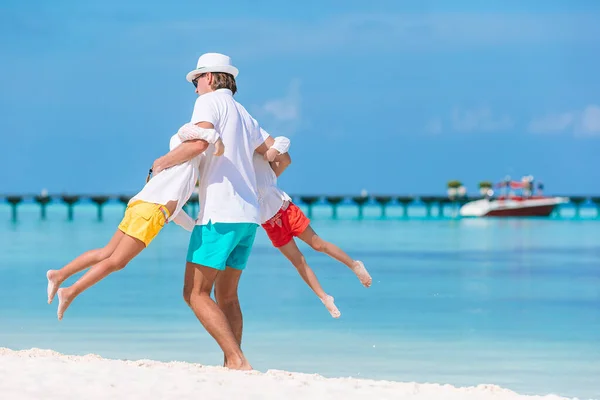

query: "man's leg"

left=183, top=262, right=251, bottom=370
left=214, top=223, right=258, bottom=363
left=214, top=267, right=243, bottom=365
left=215, top=267, right=243, bottom=345
left=297, top=225, right=372, bottom=287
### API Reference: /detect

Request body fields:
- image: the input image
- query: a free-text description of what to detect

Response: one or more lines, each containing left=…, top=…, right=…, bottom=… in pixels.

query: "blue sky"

left=1, top=0, right=600, bottom=196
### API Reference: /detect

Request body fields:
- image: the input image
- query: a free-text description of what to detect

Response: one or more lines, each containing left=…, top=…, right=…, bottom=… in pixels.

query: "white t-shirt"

left=130, top=129, right=214, bottom=231
left=190, top=89, right=267, bottom=225
left=254, top=134, right=292, bottom=223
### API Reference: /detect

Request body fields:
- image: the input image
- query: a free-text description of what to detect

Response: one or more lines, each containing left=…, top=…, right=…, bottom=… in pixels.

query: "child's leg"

left=56, top=234, right=146, bottom=320
left=297, top=225, right=372, bottom=288
left=46, top=230, right=125, bottom=304
left=277, top=238, right=341, bottom=318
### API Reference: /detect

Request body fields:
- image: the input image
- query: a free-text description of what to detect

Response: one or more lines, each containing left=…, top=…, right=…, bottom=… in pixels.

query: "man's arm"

left=151, top=122, right=213, bottom=174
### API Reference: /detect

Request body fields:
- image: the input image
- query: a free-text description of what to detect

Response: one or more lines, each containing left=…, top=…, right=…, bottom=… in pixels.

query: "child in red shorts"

left=257, top=134, right=372, bottom=318
left=173, top=125, right=372, bottom=318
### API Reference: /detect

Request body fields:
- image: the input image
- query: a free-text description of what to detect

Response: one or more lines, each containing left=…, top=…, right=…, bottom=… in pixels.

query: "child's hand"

left=213, top=138, right=225, bottom=156
left=264, top=147, right=279, bottom=162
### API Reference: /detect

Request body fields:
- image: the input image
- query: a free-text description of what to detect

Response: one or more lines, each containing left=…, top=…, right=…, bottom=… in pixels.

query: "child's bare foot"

left=46, top=270, right=61, bottom=304
left=321, top=295, right=341, bottom=318
left=56, top=288, right=73, bottom=321
left=352, top=260, right=372, bottom=288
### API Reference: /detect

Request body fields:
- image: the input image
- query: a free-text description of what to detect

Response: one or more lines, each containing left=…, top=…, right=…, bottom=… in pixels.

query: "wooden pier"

left=2, top=193, right=600, bottom=222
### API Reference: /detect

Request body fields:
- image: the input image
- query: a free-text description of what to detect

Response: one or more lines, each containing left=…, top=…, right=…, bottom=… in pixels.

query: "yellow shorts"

left=118, top=201, right=171, bottom=247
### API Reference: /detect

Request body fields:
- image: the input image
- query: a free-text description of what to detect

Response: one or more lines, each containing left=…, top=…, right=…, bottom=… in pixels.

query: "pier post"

left=118, top=196, right=132, bottom=211
left=325, top=196, right=344, bottom=219
left=420, top=196, right=437, bottom=218
left=6, top=196, right=23, bottom=222
left=554, top=199, right=561, bottom=217
left=351, top=196, right=369, bottom=219
left=90, top=196, right=110, bottom=221
left=438, top=197, right=451, bottom=218
left=299, top=196, right=319, bottom=219
left=396, top=196, right=414, bottom=218
left=184, top=193, right=199, bottom=216
left=569, top=196, right=587, bottom=219
left=61, top=195, right=80, bottom=221
left=374, top=196, right=392, bottom=218
left=34, top=195, right=51, bottom=220
left=591, top=197, right=600, bottom=218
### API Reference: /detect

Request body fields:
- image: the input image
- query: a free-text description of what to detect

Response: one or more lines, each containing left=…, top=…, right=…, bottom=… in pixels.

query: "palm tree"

left=447, top=180, right=466, bottom=200
left=478, top=181, right=493, bottom=196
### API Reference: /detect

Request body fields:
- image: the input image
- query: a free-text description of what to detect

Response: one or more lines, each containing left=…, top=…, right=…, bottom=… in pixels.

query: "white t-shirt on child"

left=129, top=132, right=205, bottom=231
left=253, top=131, right=292, bottom=224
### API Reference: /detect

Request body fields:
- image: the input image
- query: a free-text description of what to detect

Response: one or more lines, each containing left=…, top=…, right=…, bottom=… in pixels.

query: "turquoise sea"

left=1, top=203, right=599, bottom=400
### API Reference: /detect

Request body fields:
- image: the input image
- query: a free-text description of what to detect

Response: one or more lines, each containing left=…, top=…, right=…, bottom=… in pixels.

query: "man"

left=152, top=53, right=280, bottom=370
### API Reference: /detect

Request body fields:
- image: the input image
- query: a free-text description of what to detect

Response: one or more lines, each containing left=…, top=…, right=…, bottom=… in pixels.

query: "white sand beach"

left=0, top=347, right=577, bottom=400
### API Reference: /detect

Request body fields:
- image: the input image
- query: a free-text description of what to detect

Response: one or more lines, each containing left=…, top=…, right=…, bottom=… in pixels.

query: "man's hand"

left=214, top=137, right=225, bottom=156
left=152, top=157, right=167, bottom=175
left=264, top=147, right=279, bottom=162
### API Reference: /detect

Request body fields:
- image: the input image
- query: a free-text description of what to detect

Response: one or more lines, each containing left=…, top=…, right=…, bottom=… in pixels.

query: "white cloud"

left=451, top=107, right=513, bottom=133
left=528, top=105, right=600, bottom=136
left=255, top=79, right=301, bottom=136
left=579, top=105, right=600, bottom=135
left=528, top=112, right=576, bottom=133
left=425, top=118, right=443, bottom=135
left=427, top=107, right=513, bottom=134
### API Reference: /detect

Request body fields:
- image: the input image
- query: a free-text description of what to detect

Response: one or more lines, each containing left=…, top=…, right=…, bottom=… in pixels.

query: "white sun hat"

left=185, top=52, right=239, bottom=82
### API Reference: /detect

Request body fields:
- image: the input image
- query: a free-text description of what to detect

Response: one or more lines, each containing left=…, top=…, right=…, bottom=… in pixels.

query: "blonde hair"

left=210, top=72, right=237, bottom=95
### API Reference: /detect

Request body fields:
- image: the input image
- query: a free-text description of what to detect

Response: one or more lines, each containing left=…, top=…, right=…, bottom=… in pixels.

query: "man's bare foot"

left=224, top=355, right=252, bottom=371
left=227, top=362, right=252, bottom=371
left=352, top=260, right=372, bottom=288
left=321, top=295, right=341, bottom=318
left=46, top=270, right=62, bottom=304
left=56, top=288, right=73, bottom=321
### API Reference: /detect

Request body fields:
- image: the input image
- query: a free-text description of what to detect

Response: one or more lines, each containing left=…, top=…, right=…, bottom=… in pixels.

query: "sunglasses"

left=192, top=73, right=207, bottom=87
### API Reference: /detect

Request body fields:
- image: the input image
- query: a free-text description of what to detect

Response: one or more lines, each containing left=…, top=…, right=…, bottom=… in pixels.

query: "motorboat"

left=459, top=176, right=569, bottom=217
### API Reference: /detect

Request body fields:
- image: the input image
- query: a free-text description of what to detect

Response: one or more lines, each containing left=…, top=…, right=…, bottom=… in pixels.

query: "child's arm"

left=266, top=136, right=292, bottom=177
left=270, top=158, right=291, bottom=177
left=264, top=136, right=290, bottom=162
left=178, top=123, right=225, bottom=156
left=172, top=209, right=196, bottom=232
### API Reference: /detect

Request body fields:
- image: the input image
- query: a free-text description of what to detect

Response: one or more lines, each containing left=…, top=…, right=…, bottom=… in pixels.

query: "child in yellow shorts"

left=46, top=123, right=223, bottom=320
left=117, top=201, right=171, bottom=246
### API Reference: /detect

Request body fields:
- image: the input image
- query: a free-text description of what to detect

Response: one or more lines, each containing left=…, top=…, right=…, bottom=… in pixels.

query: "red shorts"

left=261, top=201, right=310, bottom=248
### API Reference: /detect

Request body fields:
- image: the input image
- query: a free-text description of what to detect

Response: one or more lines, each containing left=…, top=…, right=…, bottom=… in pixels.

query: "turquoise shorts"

left=186, top=221, right=258, bottom=271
